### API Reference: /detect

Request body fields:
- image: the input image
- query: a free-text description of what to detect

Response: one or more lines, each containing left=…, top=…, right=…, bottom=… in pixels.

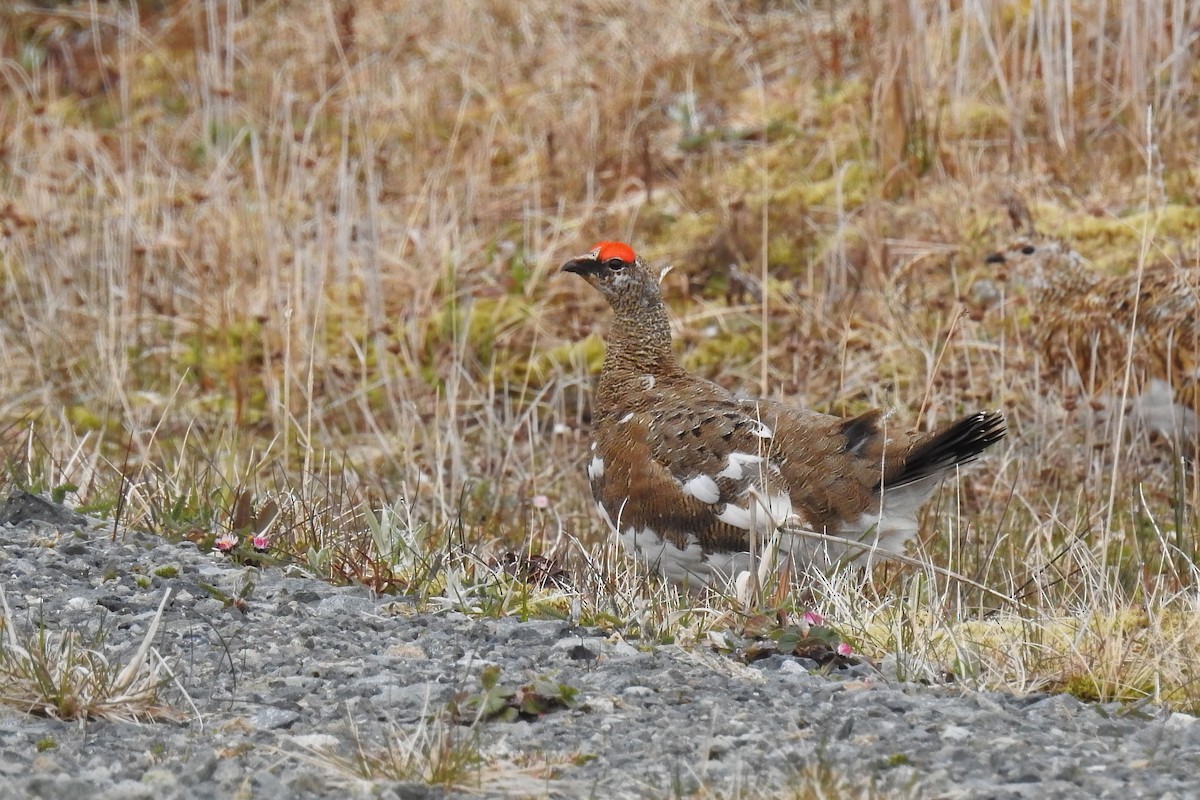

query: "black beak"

left=984, top=253, right=1006, bottom=264
left=561, top=256, right=601, bottom=276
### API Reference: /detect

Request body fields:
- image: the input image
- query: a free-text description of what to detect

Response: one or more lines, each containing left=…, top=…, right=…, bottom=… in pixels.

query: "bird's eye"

left=1020, top=245, right=1036, bottom=255
left=605, top=258, right=626, bottom=271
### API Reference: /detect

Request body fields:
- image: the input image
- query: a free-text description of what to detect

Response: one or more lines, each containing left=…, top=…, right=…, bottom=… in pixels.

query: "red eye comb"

left=593, top=241, right=636, bottom=263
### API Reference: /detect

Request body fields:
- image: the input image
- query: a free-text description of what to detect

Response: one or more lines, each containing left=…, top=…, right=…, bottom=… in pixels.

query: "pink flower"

left=215, top=533, right=238, bottom=552
left=836, top=642, right=853, bottom=657
left=252, top=534, right=270, bottom=552
left=532, top=494, right=550, bottom=510
left=802, top=610, right=825, bottom=627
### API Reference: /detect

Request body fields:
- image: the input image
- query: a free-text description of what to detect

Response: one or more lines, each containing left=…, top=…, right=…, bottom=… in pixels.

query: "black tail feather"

left=888, top=410, right=1006, bottom=488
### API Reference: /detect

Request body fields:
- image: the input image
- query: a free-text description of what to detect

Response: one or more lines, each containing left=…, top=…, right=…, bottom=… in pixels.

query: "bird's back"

left=591, top=369, right=1003, bottom=576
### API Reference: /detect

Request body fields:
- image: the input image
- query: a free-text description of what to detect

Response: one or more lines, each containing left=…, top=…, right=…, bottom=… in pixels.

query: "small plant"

left=202, top=491, right=281, bottom=567
left=34, top=737, right=56, bottom=752
left=425, top=555, right=574, bottom=621
left=292, top=713, right=484, bottom=788
left=772, top=751, right=897, bottom=799
left=359, top=499, right=439, bottom=593
left=198, top=575, right=256, bottom=613
left=49, top=483, right=77, bottom=505
left=152, top=565, right=179, bottom=579
left=448, top=665, right=579, bottom=724
left=305, top=545, right=333, bottom=578
left=708, top=608, right=855, bottom=668
left=0, top=588, right=183, bottom=722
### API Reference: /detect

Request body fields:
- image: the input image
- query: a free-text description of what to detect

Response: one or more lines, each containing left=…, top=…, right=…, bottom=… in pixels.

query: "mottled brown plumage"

left=563, top=242, right=1006, bottom=587
left=985, top=236, right=1199, bottom=449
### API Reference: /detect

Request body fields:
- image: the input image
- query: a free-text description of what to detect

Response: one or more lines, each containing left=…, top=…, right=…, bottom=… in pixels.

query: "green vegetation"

left=448, top=665, right=579, bottom=724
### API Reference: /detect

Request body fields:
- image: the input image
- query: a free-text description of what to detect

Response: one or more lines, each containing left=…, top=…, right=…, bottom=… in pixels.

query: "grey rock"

left=101, top=779, right=159, bottom=800
left=0, top=491, right=88, bottom=529
left=252, top=707, right=302, bottom=730
left=26, top=775, right=96, bottom=799
left=315, top=594, right=376, bottom=617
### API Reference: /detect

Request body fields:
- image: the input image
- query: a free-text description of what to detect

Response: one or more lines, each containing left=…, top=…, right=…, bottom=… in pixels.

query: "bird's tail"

left=888, top=410, right=1007, bottom=488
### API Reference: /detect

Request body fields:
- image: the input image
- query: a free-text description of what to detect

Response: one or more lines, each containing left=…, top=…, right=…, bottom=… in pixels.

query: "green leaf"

left=480, top=664, right=501, bottom=691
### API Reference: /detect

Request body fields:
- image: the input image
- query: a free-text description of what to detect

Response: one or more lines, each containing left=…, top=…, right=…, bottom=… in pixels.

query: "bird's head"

left=984, top=236, right=1085, bottom=293
left=561, top=241, right=663, bottom=312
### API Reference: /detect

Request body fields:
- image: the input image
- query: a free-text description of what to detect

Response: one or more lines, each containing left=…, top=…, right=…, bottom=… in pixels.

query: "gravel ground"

left=1, top=491, right=1199, bottom=799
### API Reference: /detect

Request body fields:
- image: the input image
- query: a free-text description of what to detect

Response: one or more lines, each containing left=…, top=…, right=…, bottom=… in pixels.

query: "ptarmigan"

left=984, top=235, right=1199, bottom=450
left=563, top=241, right=1006, bottom=588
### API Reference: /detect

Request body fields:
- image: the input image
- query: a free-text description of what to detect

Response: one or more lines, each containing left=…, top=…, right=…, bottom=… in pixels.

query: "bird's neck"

left=1029, top=250, right=1102, bottom=303
left=597, top=303, right=685, bottom=397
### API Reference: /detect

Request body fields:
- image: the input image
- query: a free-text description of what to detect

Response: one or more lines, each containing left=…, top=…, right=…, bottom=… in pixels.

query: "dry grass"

left=0, top=587, right=185, bottom=721
left=2, top=0, right=1200, bottom=720
left=290, top=715, right=489, bottom=790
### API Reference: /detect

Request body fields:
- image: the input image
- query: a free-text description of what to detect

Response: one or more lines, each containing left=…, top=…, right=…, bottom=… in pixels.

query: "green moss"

left=524, top=336, right=605, bottom=384
left=67, top=406, right=105, bottom=434
left=1152, top=203, right=1200, bottom=237
left=648, top=211, right=718, bottom=255
left=50, top=483, right=77, bottom=505
left=179, top=317, right=269, bottom=422
left=772, top=159, right=876, bottom=209
left=1065, top=671, right=1156, bottom=705
left=422, top=294, right=537, bottom=385
left=816, top=79, right=869, bottom=112
left=153, top=565, right=180, bottom=579
left=1062, top=204, right=1200, bottom=271
left=1060, top=674, right=1116, bottom=704
left=682, top=328, right=759, bottom=374
left=947, top=100, right=1012, bottom=140
left=766, top=236, right=803, bottom=270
